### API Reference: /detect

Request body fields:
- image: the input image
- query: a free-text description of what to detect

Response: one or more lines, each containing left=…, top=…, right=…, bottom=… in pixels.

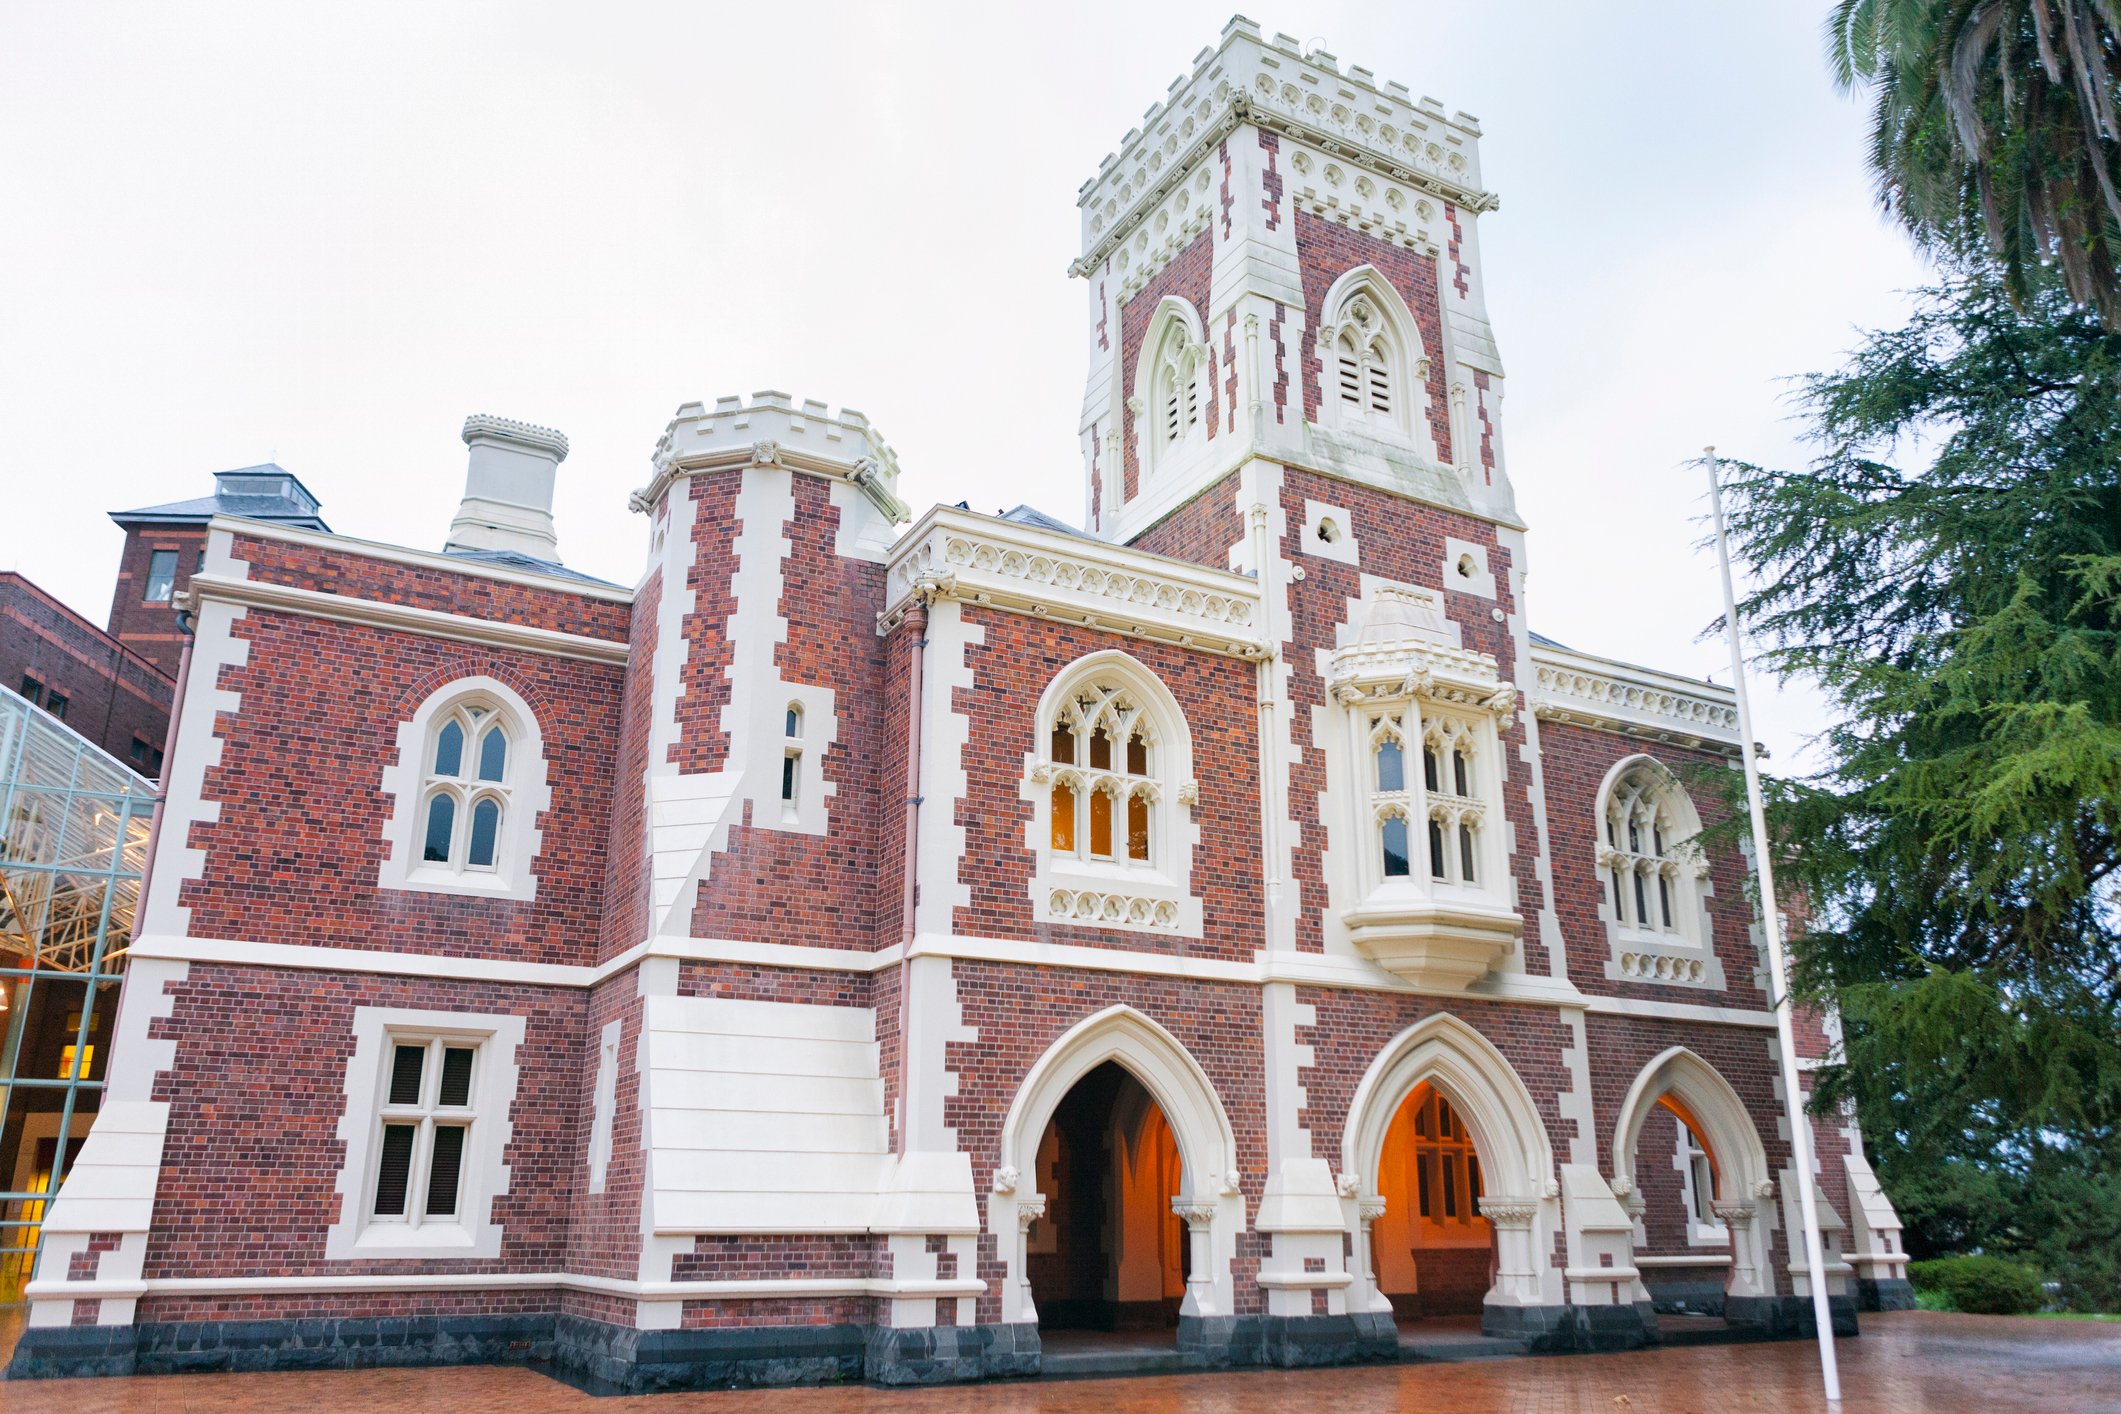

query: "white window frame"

left=1595, top=755, right=1725, bottom=989
left=1024, top=650, right=1203, bottom=936
left=1347, top=697, right=1507, bottom=905
left=377, top=675, right=551, bottom=900
left=327, top=1006, right=524, bottom=1261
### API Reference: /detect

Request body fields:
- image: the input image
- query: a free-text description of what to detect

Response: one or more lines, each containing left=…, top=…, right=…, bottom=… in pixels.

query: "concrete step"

left=1039, top=1342, right=1189, bottom=1379
left=1397, top=1332, right=1534, bottom=1362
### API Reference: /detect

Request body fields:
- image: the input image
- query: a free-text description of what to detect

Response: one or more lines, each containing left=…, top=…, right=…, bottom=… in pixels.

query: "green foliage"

left=1718, top=261, right=2121, bottom=1312
left=1909, top=1254, right=2049, bottom=1314
left=1828, top=0, right=2121, bottom=328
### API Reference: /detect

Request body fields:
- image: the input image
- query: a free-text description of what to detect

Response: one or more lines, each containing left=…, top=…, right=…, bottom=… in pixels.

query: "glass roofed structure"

left=0, top=687, right=154, bottom=1300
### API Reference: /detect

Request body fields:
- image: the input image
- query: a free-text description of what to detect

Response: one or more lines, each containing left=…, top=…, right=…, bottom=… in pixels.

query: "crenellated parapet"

left=632, top=390, right=910, bottom=526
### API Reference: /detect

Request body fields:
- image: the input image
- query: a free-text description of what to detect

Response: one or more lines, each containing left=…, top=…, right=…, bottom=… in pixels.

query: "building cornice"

left=880, top=505, right=1270, bottom=661
left=206, top=516, right=634, bottom=604
left=180, top=573, right=631, bottom=667
left=1527, top=642, right=1741, bottom=753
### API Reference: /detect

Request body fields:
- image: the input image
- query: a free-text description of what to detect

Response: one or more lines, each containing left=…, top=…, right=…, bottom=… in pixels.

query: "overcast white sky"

left=0, top=2, right=1931, bottom=767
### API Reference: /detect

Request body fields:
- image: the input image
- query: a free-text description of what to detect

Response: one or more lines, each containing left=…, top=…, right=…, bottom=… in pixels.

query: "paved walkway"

left=1, top=1312, right=2115, bottom=1412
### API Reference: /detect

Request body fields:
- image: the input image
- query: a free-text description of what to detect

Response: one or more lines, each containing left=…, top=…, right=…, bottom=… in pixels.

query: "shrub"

left=1908, top=1255, right=2047, bottom=1315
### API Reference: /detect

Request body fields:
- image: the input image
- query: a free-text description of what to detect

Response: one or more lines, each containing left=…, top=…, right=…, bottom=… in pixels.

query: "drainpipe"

left=893, top=593, right=931, bottom=1155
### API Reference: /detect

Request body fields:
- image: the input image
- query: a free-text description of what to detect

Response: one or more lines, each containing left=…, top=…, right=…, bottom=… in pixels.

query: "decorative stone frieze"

left=881, top=506, right=1268, bottom=661
left=1529, top=643, right=1741, bottom=751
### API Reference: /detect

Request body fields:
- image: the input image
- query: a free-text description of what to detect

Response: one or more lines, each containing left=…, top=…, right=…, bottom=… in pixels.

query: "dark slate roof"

left=999, top=504, right=1094, bottom=539
left=1529, top=630, right=1571, bottom=650
left=110, top=464, right=330, bottom=531
left=442, top=547, right=622, bottom=588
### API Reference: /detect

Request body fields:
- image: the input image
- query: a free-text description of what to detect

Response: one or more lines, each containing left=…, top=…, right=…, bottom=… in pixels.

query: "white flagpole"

left=1705, top=447, right=1842, bottom=1405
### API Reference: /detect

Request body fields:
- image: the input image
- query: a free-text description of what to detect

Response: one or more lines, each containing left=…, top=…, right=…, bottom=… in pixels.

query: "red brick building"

left=0, top=573, right=172, bottom=771
left=14, top=19, right=1909, bottom=1387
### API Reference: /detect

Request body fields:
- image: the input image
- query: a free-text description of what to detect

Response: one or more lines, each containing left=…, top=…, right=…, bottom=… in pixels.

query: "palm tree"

left=1829, top=0, right=2121, bottom=327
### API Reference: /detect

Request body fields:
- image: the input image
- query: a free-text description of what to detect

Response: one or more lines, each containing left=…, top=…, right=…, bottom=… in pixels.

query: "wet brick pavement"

left=0, top=1312, right=2115, bottom=1412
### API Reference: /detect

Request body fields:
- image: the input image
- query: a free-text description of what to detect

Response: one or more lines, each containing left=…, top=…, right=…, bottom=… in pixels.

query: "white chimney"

left=446, top=414, right=569, bottom=562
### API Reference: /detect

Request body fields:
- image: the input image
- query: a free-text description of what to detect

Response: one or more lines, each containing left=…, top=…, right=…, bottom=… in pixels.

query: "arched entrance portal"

left=990, top=1005, right=1240, bottom=1337
left=1027, top=1061, right=1188, bottom=1332
left=1371, top=1080, right=1496, bottom=1319
left=1611, top=1047, right=1776, bottom=1320
left=1341, top=1013, right=1564, bottom=1330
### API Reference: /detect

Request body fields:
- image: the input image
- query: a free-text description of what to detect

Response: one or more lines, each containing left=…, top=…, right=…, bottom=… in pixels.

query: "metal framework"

left=0, top=688, right=153, bottom=1300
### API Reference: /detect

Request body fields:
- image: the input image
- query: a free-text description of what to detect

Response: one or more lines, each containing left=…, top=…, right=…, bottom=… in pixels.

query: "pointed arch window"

left=1333, top=295, right=1394, bottom=420
left=1047, top=680, right=1157, bottom=865
left=1135, top=302, right=1210, bottom=478
left=420, top=703, right=512, bottom=874
left=379, top=676, right=549, bottom=901
left=1595, top=758, right=1720, bottom=986
left=1600, top=762, right=1701, bottom=936
left=1030, top=654, right=1202, bottom=936
left=1316, top=270, right=1432, bottom=448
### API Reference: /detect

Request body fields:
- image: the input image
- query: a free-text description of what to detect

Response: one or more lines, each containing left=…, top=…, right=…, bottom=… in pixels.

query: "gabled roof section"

left=110, top=464, right=329, bottom=531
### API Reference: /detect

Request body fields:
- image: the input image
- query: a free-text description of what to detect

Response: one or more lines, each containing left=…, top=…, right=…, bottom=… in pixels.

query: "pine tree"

left=1718, top=261, right=2121, bottom=1309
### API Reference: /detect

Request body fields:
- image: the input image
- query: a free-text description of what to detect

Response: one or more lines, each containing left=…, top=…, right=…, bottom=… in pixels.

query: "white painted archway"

left=988, top=1005, right=1242, bottom=1325
left=1610, top=1046, right=1775, bottom=1301
left=1341, top=1012, right=1562, bottom=1313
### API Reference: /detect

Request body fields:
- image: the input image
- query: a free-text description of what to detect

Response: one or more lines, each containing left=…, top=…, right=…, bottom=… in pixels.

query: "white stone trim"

left=1610, top=1045, right=1774, bottom=1301
left=120, top=934, right=1789, bottom=1033
left=1592, top=753, right=1725, bottom=991
left=143, top=528, right=251, bottom=940
left=587, top=1017, right=620, bottom=1195
left=1312, top=264, right=1436, bottom=456
left=185, top=572, right=630, bottom=666
left=325, top=1006, right=526, bottom=1263
left=1442, top=537, right=1495, bottom=598
left=375, top=676, right=551, bottom=902
left=1299, top=498, right=1360, bottom=566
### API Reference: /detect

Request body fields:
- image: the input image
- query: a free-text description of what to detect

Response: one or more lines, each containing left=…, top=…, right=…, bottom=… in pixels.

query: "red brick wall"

left=951, top=609, right=1264, bottom=964
left=687, top=476, right=889, bottom=950
left=144, top=965, right=586, bottom=1280
left=597, top=568, right=659, bottom=964
left=231, top=534, right=629, bottom=642
left=1538, top=721, right=1769, bottom=1008
left=671, top=476, right=739, bottom=777
left=108, top=526, right=208, bottom=677
left=1118, top=231, right=1216, bottom=504
left=0, top=571, right=173, bottom=763
left=179, top=611, right=621, bottom=967
left=561, top=977, right=646, bottom=1283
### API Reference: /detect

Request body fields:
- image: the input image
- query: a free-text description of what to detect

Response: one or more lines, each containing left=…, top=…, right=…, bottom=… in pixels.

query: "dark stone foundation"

left=1856, top=1276, right=1915, bottom=1312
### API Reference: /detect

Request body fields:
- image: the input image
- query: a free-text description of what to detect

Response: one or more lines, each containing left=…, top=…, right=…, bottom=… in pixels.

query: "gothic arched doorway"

left=1026, top=1060, right=1188, bottom=1333
left=1372, top=1079, right=1496, bottom=1319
